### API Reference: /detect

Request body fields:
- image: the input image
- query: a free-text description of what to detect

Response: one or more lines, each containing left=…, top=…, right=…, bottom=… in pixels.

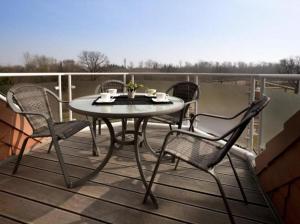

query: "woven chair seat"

left=165, top=134, right=223, bottom=169
left=33, top=120, right=90, bottom=139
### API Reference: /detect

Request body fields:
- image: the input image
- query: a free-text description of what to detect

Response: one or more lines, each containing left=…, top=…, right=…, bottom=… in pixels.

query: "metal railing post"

left=123, top=73, right=127, bottom=92
left=68, top=74, right=73, bottom=121
left=195, top=75, right=199, bottom=115
left=58, top=74, right=63, bottom=122
left=248, top=76, right=256, bottom=151
left=259, top=78, right=266, bottom=150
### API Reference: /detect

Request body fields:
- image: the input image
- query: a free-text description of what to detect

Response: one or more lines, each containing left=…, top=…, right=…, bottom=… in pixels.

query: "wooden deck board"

left=0, top=159, right=274, bottom=223
left=0, top=191, right=103, bottom=224
left=28, top=148, right=265, bottom=205
left=0, top=129, right=277, bottom=224
left=45, top=135, right=256, bottom=184
left=33, top=144, right=258, bottom=191
left=0, top=215, right=24, bottom=224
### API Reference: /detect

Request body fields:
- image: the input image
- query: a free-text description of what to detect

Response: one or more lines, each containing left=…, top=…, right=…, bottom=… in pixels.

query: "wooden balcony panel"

left=0, top=99, right=41, bottom=160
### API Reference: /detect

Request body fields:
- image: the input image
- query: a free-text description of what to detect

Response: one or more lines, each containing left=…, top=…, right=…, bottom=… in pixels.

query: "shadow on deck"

left=0, top=126, right=277, bottom=224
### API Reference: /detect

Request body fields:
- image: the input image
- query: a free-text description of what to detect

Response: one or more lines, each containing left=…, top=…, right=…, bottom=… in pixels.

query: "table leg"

left=70, top=118, right=114, bottom=188
left=120, top=118, right=127, bottom=149
left=142, top=118, right=159, bottom=156
left=92, top=117, right=97, bottom=135
left=134, top=117, right=158, bottom=207
left=86, top=118, right=115, bottom=177
left=141, top=118, right=162, bottom=157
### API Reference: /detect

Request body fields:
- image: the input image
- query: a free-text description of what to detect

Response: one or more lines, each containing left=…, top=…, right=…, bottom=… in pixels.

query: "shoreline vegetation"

left=0, top=51, right=299, bottom=94
left=0, top=51, right=299, bottom=74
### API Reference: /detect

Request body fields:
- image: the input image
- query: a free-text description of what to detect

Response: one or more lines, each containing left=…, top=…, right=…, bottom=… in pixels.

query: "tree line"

left=0, top=51, right=300, bottom=75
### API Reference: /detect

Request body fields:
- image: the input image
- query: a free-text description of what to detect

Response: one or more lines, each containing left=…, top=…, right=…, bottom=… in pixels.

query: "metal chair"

left=7, top=84, right=99, bottom=188
left=93, top=80, right=126, bottom=135
left=144, top=96, right=270, bottom=224
left=142, top=81, right=200, bottom=155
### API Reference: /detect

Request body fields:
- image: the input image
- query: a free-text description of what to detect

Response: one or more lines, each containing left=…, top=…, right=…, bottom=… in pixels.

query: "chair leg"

left=143, top=152, right=164, bottom=207
left=90, top=124, right=99, bottom=156
left=227, top=154, right=248, bottom=204
left=47, top=140, right=53, bottom=154
left=209, top=169, right=236, bottom=224
left=52, top=136, right=72, bottom=188
left=98, top=119, right=102, bottom=135
left=171, top=123, right=182, bottom=163
left=12, top=136, right=29, bottom=174
left=174, top=158, right=180, bottom=170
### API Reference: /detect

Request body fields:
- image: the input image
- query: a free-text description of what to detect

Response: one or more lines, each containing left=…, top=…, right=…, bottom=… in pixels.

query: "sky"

left=0, top=0, right=300, bottom=66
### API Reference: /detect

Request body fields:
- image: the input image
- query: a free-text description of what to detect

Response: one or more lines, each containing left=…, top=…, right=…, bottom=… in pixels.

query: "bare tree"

left=138, top=61, right=144, bottom=68
left=279, top=57, right=300, bottom=93
left=23, top=52, right=58, bottom=72
left=78, top=51, right=109, bottom=72
left=144, top=59, right=159, bottom=69
left=129, top=61, right=134, bottom=69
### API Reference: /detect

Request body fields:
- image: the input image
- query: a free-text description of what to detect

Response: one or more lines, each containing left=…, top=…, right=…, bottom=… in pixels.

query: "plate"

left=152, top=98, right=170, bottom=103
left=95, top=98, right=116, bottom=103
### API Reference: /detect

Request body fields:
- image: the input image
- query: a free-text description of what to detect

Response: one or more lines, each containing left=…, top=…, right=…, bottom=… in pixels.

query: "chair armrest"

left=161, top=115, right=251, bottom=156
left=189, top=106, right=249, bottom=130
left=18, top=111, right=50, bottom=121
left=176, top=99, right=198, bottom=123
left=18, top=111, right=57, bottom=136
left=184, top=99, right=198, bottom=107
left=189, top=110, right=253, bottom=141
left=45, top=89, right=69, bottom=104
left=192, top=107, right=249, bottom=120
left=94, top=84, right=102, bottom=94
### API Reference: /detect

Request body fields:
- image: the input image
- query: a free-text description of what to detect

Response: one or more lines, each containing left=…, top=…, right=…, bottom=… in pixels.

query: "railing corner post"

left=68, top=74, right=73, bottom=121
left=58, top=74, right=63, bottom=122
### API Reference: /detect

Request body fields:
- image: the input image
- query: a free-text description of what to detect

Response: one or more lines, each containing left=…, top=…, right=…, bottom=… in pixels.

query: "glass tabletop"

left=69, top=94, right=184, bottom=118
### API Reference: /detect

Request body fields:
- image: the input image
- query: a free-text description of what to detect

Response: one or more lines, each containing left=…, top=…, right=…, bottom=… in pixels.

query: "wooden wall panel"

left=285, top=180, right=300, bottom=224
left=0, top=99, right=41, bottom=160
left=256, top=110, right=300, bottom=224
left=258, top=141, right=300, bottom=192
left=256, top=111, right=300, bottom=174
left=0, top=100, right=33, bottom=134
left=271, top=186, right=288, bottom=217
left=0, top=142, right=12, bottom=160
left=0, top=122, right=39, bottom=151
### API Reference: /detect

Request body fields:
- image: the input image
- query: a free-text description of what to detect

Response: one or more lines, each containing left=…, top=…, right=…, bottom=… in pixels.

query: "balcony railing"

left=1, top=72, right=300, bottom=161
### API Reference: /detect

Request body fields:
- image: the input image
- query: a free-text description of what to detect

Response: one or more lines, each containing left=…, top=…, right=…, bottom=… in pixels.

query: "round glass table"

left=69, top=94, right=184, bottom=206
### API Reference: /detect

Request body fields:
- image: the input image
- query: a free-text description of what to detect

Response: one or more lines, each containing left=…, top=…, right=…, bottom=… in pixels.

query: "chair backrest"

left=166, top=81, right=200, bottom=103
left=7, top=84, right=53, bottom=131
left=166, top=81, right=200, bottom=120
left=210, top=96, right=270, bottom=167
left=95, top=80, right=125, bottom=94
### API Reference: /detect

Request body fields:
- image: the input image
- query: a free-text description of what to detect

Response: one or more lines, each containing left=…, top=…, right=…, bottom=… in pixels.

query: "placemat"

left=92, top=95, right=173, bottom=105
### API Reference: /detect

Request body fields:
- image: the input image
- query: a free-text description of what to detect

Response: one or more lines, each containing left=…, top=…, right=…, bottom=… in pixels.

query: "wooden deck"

left=0, top=126, right=278, bottom=224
